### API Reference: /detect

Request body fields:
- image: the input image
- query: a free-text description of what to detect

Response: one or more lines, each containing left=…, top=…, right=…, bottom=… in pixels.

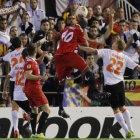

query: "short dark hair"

left=78, top=17, right=88, bottom=29
left=22, top=48, right=28, bottom=59
left=30, top=0, right=38, bottom=3
left=41, top=18, right=49, bottom=25
left=89, top=25, right=99, bottom=32
left=119, top=19, right=126, bottom=24
left=129, top=19, right=139, bottom=24
left=20, top=33, right=28, bottom=37
left=21, top=13, right=30, bottom=19
left=11, top=37, right=21, bottom=49
left=131, top=12, right=140, bottom=17
left=27, top=44, right=36, bottom=56
left=12, top=0, right=21, bottom=6
left=91, top=17, right=100, bottom=23
left=0, top=16, right=7, bottom=21
left=85, top=53, right=94, bottom=59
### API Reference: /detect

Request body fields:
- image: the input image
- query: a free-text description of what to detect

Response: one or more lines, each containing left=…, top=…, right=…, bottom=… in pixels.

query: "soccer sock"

left=30, top=113, right=37, bottom=134
left=12, top=108, right=19, bottom=132
left=85, top=71, right=98, bottom=99
left=122, top=108, right=133, bottom=132
left=57, top=84, right=64, bottom=110
left=114, top=111, right=129, bottom=134
left=37, top=112, right=49, bottom=134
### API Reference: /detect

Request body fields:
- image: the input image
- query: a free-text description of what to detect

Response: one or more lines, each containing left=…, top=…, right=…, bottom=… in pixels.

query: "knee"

left=12, top=101, right=19, bottom=109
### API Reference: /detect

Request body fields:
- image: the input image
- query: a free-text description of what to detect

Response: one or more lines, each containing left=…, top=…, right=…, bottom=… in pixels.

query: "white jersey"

left=3, top=47, right=24, bottom=81
left=97, top=49, right=137, bottom=85
left=9, top=63, right=27, bottom=101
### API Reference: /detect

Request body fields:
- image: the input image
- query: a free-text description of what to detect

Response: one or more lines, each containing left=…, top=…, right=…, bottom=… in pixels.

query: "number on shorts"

left=106, top=57, right=123, bottom=75
left=15, top=71, right=25, bottom=86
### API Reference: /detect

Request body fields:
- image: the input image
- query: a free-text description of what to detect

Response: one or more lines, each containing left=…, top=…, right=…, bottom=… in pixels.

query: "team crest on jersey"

left=27, top=64, right=31, bottom=69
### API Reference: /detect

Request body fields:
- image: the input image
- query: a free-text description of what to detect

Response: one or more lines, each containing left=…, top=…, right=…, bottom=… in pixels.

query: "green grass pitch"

left=0, top=138, right=140, bottom=140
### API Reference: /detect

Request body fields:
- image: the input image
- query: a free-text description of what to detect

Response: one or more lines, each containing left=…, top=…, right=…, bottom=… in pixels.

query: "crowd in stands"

left=0, top=0, right=140, bottom=107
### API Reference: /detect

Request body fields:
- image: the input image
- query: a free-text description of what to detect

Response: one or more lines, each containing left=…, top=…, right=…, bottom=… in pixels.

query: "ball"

left=76, top=6, right=88, bottom=18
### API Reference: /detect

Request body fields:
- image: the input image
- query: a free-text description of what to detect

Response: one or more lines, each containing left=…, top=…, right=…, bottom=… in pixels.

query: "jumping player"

left=54, top=17, right=110, bottom=118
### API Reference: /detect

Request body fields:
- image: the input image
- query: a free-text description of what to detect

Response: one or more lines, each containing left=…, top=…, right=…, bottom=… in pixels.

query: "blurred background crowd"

left=0, top=0, right=140, bottom=107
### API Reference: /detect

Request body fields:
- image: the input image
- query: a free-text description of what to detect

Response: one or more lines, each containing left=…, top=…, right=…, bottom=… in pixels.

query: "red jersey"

left=24, top=57, right=40, bottom=88
left=55, top=24, right=87, bottom=55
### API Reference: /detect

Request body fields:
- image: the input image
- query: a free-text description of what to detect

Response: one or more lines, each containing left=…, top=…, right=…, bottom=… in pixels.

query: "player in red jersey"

left=24, top=45, right=50, bottom=138
left=54, top=17, right=110, bottom=118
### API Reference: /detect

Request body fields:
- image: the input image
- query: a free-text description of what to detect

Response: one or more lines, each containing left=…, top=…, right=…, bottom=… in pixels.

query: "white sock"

left=122, top=109, right=133, bottom=132
left=114, top=111, right=129, bottom=134
left=12, top=109, right=19, bottom=132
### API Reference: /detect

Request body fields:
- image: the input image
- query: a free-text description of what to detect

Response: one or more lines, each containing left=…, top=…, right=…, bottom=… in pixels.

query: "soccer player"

left=54, top=17, right=110, bottom=118
left=78, top=39, right=140, bottom=138
left=3, top=48, right=31, bottom=138
left=2, top=37, right=46, bottom=138
left=2, top=38, right=28, bottom=138
left=24, top=45, right=50, bottom=138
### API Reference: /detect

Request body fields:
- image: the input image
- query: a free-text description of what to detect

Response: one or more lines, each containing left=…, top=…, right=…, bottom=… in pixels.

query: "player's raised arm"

left=78, top=45, right=98, bottom=55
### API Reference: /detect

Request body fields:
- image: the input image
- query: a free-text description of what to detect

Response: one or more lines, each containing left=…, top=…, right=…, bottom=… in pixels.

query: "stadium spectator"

left=55, top=17, right=66, bottom=32
left=8, top=0, right=23, bottom=28
left=7, top=26, right=19, bottom=50
left=48, top=18, right=55, bottom=30
left=33, top=19, right=52, bottom=87
left=0, top=16, right=10, bottom=107
left=27, top=0, right=46, bottom=32
left=62, top=0, right=79, bottom=25
left=102, top=7, right=111, bottom=24
left=131, top=12, right=140, bottom=32
left=67, top=14, right=77, bottom=26
left=88, top=10, right=114, bottom=45
left=115, top=8, right=125, bottom=21
left=19, top=13, right=35, bottom=38
left=123, top=19, right=140, bottom=79
left=19, top=33, right=29, bottom=47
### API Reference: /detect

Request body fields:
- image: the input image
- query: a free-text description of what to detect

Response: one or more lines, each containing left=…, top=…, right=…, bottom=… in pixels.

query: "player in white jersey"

left=78, top=39, right=140, bottom=138
left=2, top=38, right=29, bottom=138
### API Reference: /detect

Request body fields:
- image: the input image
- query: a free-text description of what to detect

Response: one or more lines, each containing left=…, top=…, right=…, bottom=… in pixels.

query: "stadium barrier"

left=0, top=107, right=140, bottom=138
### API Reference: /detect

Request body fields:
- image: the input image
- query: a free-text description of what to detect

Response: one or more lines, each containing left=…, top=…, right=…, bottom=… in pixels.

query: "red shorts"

left=54, top=52, right=87, bottom=82
left=24, top=85, right=48, bottom=108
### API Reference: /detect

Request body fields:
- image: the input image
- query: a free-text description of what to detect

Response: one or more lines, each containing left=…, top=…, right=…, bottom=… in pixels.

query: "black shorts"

left=104, top=81, right=125, bottom=109
left=9, top=81, right=15, bottom=100
left=15, top=100, right=31, bottom=114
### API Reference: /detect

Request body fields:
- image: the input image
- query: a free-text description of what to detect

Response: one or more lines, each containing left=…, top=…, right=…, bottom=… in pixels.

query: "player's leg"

left=120, top=106, right=135, bottom=137
left=15, top=100, right=31, bottom=122
left=118, top=82, right=135, bottom=137
left=54, top=55, right=70, bottom=118
left=57, top=80, right=70, bottom=118
left=30, top=108, right=38, bottom=136
left=11, top=101, right=20, bottom=138
left=105, top=83, right=131, bottom=138
left=36, top=104, right=50, bottom=138
left=10, top=81, right=20, bottom=138
left=113, top=107, right=132, bottom=138
left=69, top=53, right=110, bottom=100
